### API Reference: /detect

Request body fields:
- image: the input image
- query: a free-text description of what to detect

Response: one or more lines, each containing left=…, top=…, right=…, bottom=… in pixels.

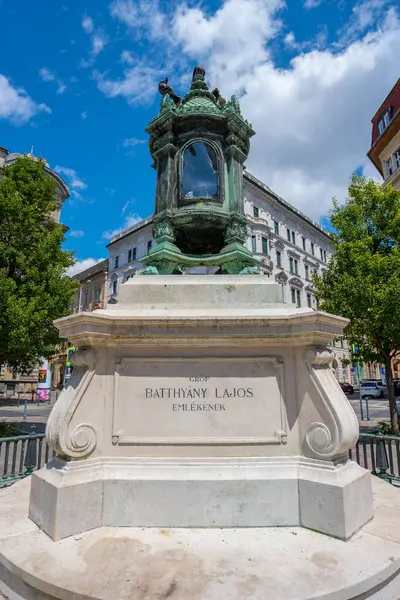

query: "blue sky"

left=0, top=0, right=399, bottom=274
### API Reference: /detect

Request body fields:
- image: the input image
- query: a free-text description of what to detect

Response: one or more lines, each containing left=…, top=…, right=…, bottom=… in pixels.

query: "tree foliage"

left=314, top=175, right=400, bottom=434
left=0, top=157, right=78, bottom=372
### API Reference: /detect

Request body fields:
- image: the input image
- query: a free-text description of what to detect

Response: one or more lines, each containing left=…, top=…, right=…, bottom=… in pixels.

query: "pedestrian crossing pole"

left=353, top=344, right=365, bottom=421
left=357, top=362, right=365, bottom=421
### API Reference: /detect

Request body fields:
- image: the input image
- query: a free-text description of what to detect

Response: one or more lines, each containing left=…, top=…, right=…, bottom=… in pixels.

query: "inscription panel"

left=112, top=357, right=286, bottom=445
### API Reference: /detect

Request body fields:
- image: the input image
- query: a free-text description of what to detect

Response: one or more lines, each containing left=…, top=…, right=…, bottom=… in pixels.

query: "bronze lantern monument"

left=141, top=66, right=259, bottom=274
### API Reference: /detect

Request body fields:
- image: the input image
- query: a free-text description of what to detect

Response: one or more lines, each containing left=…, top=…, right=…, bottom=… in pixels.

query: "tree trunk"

left=385, top=355, right=399, bottom=436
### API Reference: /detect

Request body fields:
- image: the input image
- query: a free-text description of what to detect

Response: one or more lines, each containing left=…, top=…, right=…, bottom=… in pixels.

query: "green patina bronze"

left=140, top=66, right=260, bottom=275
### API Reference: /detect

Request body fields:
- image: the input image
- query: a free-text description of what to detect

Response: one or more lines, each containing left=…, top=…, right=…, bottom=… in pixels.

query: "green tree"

left=0, top=156, right=79, bottom=373
left=314, top=175, right=400, bottom=435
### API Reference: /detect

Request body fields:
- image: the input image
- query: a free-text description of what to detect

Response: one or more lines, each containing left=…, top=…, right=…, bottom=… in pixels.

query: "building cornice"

left=107, top=216, right=153, bottom=248
left=370, top=78, right=400, bottom=123
left=244, top=171, right=332, bottom=241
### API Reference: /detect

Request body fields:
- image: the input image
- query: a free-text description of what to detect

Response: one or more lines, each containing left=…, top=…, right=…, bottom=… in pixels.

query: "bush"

left=377, top=421, right=395, bottom=436
left=0, top=420, right=15, bottom=437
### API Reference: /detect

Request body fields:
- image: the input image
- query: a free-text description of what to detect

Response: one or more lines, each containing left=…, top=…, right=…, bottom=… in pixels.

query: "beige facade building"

left=73, top=259, right=109, bottom=312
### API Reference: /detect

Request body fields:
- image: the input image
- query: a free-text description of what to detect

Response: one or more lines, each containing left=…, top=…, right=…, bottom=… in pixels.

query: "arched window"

left=182, top=142, right=219, bottom=200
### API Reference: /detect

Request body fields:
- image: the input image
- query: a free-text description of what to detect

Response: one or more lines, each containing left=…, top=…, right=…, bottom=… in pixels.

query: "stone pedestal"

left=29, top=276, right=373, bottom=541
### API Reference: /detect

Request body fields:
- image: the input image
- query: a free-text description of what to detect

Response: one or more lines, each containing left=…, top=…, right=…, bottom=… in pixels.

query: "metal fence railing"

left=0, top=434, right=55, bottom=489
left=2, top=432, right=400, bottom=489
left=349, top=433, right=400, bottom=485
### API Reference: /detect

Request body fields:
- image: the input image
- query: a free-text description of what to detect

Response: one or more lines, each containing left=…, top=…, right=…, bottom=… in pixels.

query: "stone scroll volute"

left=303, top=347, right=359, bottom=460
left=46, top=348, right=97, bottom=460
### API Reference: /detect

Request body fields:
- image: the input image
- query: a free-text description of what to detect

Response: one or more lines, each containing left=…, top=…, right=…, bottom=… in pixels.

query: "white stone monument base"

left=29, top=456, right=372, bottom=541
left=1, top=476, right=400, bottom=600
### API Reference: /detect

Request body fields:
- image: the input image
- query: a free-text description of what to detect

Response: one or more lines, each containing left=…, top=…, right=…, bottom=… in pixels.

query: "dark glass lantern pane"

left=182, top=142, right=219, bottom=200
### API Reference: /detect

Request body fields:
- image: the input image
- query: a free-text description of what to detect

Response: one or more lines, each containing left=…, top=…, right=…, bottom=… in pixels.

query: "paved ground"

left=347, top=393, right=391, bottom=424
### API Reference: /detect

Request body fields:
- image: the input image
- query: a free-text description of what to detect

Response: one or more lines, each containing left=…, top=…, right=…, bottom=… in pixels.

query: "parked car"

left=362, top=380, right=387, bottom=396
left=339, top=382, right=354, bottom=395
left=360, top=381, right=384, bottom=399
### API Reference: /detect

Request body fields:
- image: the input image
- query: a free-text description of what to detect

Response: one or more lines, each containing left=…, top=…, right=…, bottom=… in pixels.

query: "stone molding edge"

left=32, top=454, right=366, bottom=487
left=304, top=346, right=359, bottom=460
left=46, top=348, right=98, bottom=460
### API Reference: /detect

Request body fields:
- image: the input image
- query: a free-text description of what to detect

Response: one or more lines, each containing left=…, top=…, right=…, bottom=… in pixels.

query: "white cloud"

left=168, top=0, right=400, bottom=220
left=67, top=257, right=105, bottom=277
left=123, top=137, right=146, bottom=147
left=0, top=74, right=50, bottom=124
left=303, top=0, right=323, bottom=9
left=40, top=67, right=67, bottom=95
left=81, top=15, right=94, bottom=34
left=81, top=110, right=88, bottom=119
left=56, top=81, right=67, bottom=94
left=39, top=67, right=56, bottom=82
left=110, top=0, right=166, bottom=39
left=91, top=32, right=108, bottom=56
left=54, top=166, right=87, bottom=190
left=95, top=64, right=161, bottom=106
left=81, top=14, right=108, bottom=66
left=338, top=0, right=394, bottom=45
left=121, top=50, right=134, bottom=65
left=68, top=230, right=85, bottom=238
left=102, top=214, right=143, bottom=241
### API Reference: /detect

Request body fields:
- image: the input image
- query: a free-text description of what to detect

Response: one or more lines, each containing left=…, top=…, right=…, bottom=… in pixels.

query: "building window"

left=294, top=259, right=298, bottom=275
left=114, top=255, right=119, bottom=269
left=307, top=293, right=312, bottom=308
left=323, top=250, right=327, bottom=263
left=305, top=265, right=309, bottom=280
left=378, top=109, right=392, bottom=135
left=132, top=247, right=137, bottom=261
left=296, top=289, right=301, bottom=308
left=94, top=288, right=101, bottom=301
left=147, top=240, right=152, bottom=252
left=291, top=288, right=296, bottom=304
left=291, top=231, right=296, bottom=245
left=262, top=237, right=268, bottom=254
left=128, top=249, right=132, bottom=263
left=253, top=206, right=259, bottom=218
left=287, top=228, right=291, bottom=241
left=311, top=242, right=315, bottom=256
left=289, top=257, right=294, bottom=273
left=251, top=235, right=257, bottom=254
left=112, top=280, right=118, bottom=295
left=395, top=150, right=400, bottom=170
left=276, top=250, right=282, bottom=267
left=320, top=248, right=323, bottom=260
left=302, top=236, right=306, bottom=250
left=386, top=158, right=394, bottom=177
left=274, top=221, right=279, bottom=235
